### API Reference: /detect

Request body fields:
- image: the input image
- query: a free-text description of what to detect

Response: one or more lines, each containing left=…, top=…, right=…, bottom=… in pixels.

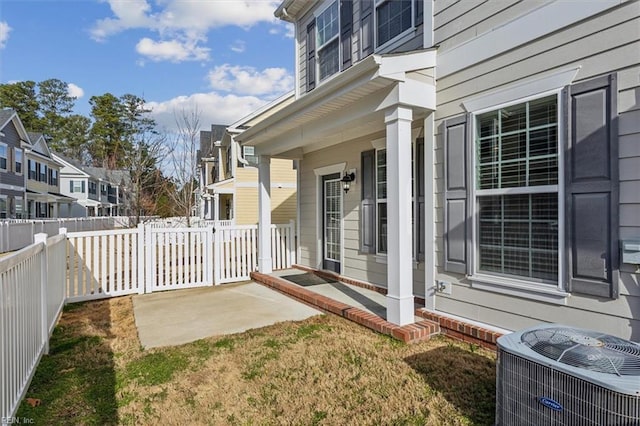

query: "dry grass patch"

left=18, top=296, right=496, bottom=425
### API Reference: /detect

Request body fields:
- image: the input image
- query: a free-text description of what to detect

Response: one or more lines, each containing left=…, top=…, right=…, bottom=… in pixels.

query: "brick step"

left=251, top=271, right=440, bottom=344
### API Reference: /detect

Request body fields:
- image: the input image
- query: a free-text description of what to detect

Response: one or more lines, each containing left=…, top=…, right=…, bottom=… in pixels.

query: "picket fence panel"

left=146, top=227, right=214, bottom=293
left=215, top=222, right=296, bottom=284
left=66, top=228, right=143, bottom=302
left=0, top=232, right=66, bottom=421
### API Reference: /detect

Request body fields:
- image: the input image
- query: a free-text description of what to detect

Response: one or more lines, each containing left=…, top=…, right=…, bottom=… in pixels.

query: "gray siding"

left=299, top=131, right=426, bottom=296
left=297, top=1, right=424, bottom=96
left=432, top=0, right=640, bottom=340
left=0, top=120, right=26, bottom=189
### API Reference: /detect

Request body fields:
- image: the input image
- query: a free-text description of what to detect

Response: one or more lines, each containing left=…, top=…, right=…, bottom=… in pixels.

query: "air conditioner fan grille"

left=521, top=327, right=640, bottom=376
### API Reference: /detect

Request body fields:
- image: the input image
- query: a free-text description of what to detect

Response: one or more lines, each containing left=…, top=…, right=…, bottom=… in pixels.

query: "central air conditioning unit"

left=496, top=323, right=640, bottom=426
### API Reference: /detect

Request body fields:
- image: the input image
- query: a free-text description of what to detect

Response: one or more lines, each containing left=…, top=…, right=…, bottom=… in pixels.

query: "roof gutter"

left=274, top=0, right=296, bottom=22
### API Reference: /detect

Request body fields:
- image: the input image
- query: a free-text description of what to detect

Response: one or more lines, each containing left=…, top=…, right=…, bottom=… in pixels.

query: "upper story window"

left=14, top=148, right=22, bottom=174
left=89, top=181, right=97, bottom=195
left=475, top=94, right=559, bottom=283
left=29, top=160, right=37, bottom=180
left=39, top=163, right=48, bottom=182
left=0, top=143, right=7, bottom=170
left=49, top=168, right=58, bottom=186
left=317, top=1, right=340, bottom=81
left=70, top=180, right=85, bottom=194
left=101, top=183, right=107, bottom=195
left=376, top=0, right=412, bottom=47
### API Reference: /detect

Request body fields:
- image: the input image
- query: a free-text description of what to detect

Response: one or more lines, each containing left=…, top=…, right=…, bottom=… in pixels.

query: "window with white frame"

left=29, top=160, right=37, bottom=180
left=375, top=0, right=413, bottom=48
left=317, top=1, right=340, bottom=81
left=475, top=94, right=559, bottom=283
left=39, top=162, right=47, bottom=182
left=0, top=143, right=7, bottom=170
left=0, top=197, right=6, bottom=218
left=14, top=148, right=22, bottom=174
left=376, top=149, right=387, bottom=253
left=15, top=196, right=23, bottom=218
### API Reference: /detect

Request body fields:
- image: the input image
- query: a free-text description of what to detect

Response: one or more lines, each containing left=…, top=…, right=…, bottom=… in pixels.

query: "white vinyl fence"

left=0, top=232, right=67, bottom=421
left=0, top=217, right=135, bottom=254
left=215, top=221, right=295, bottom=284
left=1, top=220, right=295, bottom=419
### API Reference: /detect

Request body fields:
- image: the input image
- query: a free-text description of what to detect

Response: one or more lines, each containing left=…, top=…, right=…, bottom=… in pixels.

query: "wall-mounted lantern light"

left=341, top=171, right=356, bottom=194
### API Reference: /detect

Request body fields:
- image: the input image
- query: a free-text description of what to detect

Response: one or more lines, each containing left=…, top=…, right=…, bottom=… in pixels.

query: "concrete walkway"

left=132, top=282, right=322, bottom=349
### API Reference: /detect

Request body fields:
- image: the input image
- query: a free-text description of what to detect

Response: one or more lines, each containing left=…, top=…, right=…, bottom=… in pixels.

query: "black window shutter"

left=306, top=21, right=316, bottom=92
left=361, top=0, right=373, bottom=57
left=361, top=149, right=376, bottom=253
left=70, top=180, right=73, bottom=193
left=340, top=0, right=353, bottom=70
left=81, top=180, right=85, bottom=193
left=565, top=73, right=619, bottom=299
left=415, top=0, right=424, bottom=26
left=416, top=138, right=425, bottom=260
left=443, top=115, right=470, bottom=274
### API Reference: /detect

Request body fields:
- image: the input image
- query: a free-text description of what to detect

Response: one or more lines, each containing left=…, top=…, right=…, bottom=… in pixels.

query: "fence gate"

left=146, top=226, right=214, bottom=292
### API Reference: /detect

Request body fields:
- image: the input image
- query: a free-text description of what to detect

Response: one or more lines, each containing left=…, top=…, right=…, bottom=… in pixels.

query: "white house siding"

left=297, top=130, right=427, bottom=297
left=432, top=0, right=640, bottom=339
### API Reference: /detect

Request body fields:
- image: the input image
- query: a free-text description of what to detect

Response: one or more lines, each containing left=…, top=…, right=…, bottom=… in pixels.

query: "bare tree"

left=166, top=106, right=201, bottom=227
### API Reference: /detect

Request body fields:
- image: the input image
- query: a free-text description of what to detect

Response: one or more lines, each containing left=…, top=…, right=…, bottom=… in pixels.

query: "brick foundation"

left=415, top=310, right=505, bottom=351
left=251, top=271, right=439, bottom=344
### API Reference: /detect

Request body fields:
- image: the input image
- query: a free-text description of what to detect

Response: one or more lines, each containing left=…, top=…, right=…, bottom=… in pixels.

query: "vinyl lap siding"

left=432, top=0, right=640, bottom=339
left=0, top=121, right=25, bottom=188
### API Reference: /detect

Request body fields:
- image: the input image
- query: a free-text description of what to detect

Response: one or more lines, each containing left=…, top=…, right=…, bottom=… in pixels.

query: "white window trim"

left=14, top=147, right=23, bottom=176
left=315, top=0, right=341, bottom=83
left=469, top=89, right=568, bottom=302
left=374, top=0, right=417, bottom=53
left=0, top=142, right=7, bottom=172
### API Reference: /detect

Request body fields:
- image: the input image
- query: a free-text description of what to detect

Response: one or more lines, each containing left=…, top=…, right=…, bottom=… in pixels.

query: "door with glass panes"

left=322, top=174, right=342, bottom=273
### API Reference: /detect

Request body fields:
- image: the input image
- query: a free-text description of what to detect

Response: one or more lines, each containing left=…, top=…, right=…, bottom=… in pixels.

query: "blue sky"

left=0, top=0, right=295, bottom=131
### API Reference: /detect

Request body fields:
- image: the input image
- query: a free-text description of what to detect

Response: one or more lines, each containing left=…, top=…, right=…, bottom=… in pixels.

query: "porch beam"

left=258, top=155, right=273, bottom=273
left=385, top=105, right=414, bottom=326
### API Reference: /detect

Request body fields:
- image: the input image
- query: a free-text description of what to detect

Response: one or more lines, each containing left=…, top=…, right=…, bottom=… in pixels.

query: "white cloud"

left=207, top=64, right=293, bottom=97
left=91, top=0, right=280, bottom=62
left=0, top=21, right=12, bottom=49
left=230, top=40, right=246, bottom=53
left=146, top=92, right=268, bottom=132
left=136, top=37, right=210, bottom=62
left=67, top=83, right=85, bottom=99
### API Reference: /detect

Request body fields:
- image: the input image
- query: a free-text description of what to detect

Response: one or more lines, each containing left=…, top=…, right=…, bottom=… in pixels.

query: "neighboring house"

left=53, top=153, right=102, bottom=217
left=84, top=167, right=131, bottom=216
left=198, top=95, right=298, bottom=225
left=24, top=133, right=73, bottom=218
left=0, top=109, right=27, bottom=218
left=236, top=0, right=640, bottom=340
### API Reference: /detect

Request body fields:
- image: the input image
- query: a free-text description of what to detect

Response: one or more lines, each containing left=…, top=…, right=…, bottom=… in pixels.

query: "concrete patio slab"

left=132, top=281, right=323, bottom=349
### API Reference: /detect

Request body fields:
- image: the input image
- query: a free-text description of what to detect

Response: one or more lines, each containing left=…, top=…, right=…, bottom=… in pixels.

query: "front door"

left=322, top=174, right=342, bottom=273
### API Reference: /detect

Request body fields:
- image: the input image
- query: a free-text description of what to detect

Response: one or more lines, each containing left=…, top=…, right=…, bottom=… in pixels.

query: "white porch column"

left=258, top=155, right=272, bottom=273
left=385, top=105, right=414, bottom=326
left=212, top=193, right=220, bottom=221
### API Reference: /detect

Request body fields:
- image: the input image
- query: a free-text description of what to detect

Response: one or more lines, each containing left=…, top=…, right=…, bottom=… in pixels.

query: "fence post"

left=34, top=233, right=49, bottom=355
left=289, top=219, right=296, bottom=266
left=137, top=223, right=145, bottom=294
left=213, top=225, right=220, bottom=285
left=145, top=224, right=153, bottom=293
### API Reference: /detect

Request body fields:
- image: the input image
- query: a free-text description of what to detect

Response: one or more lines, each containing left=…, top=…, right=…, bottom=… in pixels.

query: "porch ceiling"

left=236, top=50, right=436, bottom=157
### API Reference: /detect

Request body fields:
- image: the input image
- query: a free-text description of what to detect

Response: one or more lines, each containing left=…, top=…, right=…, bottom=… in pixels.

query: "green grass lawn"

left=17, top=296, right=496, bottom=425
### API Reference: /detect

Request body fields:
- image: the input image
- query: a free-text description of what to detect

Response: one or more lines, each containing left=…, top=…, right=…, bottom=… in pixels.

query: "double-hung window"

left=14, top=148, right=22, bottom=174
left=375, top=0, right=413, bottom=47
left=29, top=160, right=37, bottom=180
left=0, top=143, right=7, bottom=170
left=475, top=94, right=559, bottom=283
left=39, top=163, right=47, bottom=182
left=376, top=149, right=387, bottom=253
left=362, top=139, right=424, bottom=259
left=316, top=1, right=340, bottom=81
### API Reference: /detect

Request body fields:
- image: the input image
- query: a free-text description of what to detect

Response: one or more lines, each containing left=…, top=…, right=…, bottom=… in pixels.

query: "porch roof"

left=235, top=49, right=437, bottom=157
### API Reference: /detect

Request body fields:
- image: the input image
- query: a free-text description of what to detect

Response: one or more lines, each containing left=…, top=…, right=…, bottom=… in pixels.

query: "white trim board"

left=462, top=67, right=580, bottom=112
left=438, top=0, right=621, bottom=78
